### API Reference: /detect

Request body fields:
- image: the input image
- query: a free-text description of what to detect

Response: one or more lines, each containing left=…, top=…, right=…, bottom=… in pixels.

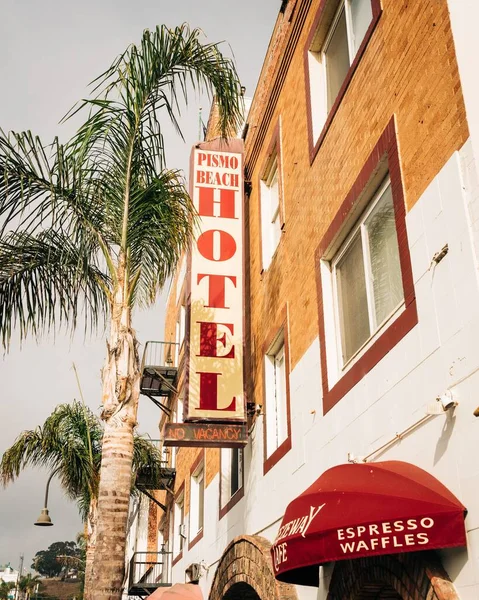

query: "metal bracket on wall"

left=139, top=488, right=167, bottom=513
left=143, top=393, right=171, bottom=417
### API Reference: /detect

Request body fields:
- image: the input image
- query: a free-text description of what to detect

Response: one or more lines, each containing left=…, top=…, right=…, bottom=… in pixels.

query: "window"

left=306, top=0, right=379, bottom=149
left=260, top=155, right=282, bottom=269
left=176, top=395, right=184, bottom=424
left=265, top=334, right=289, bottom=459
left=189, top=466, right=204, bottom=543
left=156, top=529, right=169, bottom=584
left=179, top=304, right=186, bottom=346
left=175, top=257, right=187, bottom=304
left=175, top=301, right=186, bottom=364
left=316, top=118, right=417, bottom=414
left=170, top=407, right=177, bottom=469
left=333, top=178, right=403, bottom=364
left=169, top=396, right=184, bottom=470
left=157, top=529, right=164, bottom=553
left=263, top=317, right=292, bottom=474
left=220, top=448, right=244, bottom=515
left=173, top=494, right=185, bottom=558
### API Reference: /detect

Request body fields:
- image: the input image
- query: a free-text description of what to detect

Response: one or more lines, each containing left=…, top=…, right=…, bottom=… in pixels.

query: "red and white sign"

left=185, top=142, right=245, bottom=422
left=271, top=461, right=467, bottom=586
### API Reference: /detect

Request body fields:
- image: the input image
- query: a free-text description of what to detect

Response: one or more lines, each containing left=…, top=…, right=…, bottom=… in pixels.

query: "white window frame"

left=220, top=448, right=244, bottom=510
left=326, top=176, right=405, bottom=378
left=189, top=465, right=204, bottom=541
left=175, top=299, right=186, bottom=365
left=175, top=257, right=186, bottom=305
left=168, top=512, right=174, bottom=561
left=308, top=0, right=373, bottom=141
left=156, top=529, right=168, bottom=584
left=176, top=395, right=184, bottom=424
left=173, top=494, right=185, bottom=558
left=260, top=155, right=282, bottom=270
left=170, top=409, right=177, bottom=469
left=265, top=333, right=289, bottom=458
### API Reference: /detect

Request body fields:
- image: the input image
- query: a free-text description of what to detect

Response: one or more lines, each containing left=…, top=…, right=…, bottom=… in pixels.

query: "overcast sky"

left=0, top=0, right=278, bottom=573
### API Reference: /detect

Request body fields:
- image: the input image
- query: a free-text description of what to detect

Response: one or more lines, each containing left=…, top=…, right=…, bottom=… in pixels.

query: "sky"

left=0, top=0, right=279, bottom=574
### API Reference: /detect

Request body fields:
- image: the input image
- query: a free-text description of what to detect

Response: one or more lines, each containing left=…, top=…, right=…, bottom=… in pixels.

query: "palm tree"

left=0, top=581, right=15, bottom=600
left=18, top=574, right=42, bottom=600
left=0, top=24, right=242, bottom=599
left=0, top=401, right=172, bottom=598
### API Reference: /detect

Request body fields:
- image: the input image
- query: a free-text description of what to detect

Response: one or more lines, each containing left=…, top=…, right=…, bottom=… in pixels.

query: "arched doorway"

left=327, top=552, right=459, bottom=600
left=208, top=535, right=297, bottom=600
left=223, top=582, right=261, bottom=600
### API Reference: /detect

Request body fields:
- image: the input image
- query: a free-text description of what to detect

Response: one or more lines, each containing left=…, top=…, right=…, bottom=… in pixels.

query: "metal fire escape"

left=128, top=547, right=173, bottom=597
left=127, top=341, right=180, bottom=597
left=140, top=341, right=179, bottom=416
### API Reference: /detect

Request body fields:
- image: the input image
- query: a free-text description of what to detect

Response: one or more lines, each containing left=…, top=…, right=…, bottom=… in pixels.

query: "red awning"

left=271, top=461, right=467, bottom=586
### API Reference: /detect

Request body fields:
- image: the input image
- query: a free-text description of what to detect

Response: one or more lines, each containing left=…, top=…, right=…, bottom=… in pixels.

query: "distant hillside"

left=37, top=578, right=82, bottom=600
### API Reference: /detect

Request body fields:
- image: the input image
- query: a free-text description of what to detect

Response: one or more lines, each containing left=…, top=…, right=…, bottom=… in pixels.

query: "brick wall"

left=245, top=0, right=469, bottom=392
left=208, top=535, right=298, bottom=600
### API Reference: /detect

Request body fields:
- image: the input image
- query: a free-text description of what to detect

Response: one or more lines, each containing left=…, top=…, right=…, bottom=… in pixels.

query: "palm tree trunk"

left=84, top=497, right=98, bottom=595
left=86, top=263, right=141, bottom=600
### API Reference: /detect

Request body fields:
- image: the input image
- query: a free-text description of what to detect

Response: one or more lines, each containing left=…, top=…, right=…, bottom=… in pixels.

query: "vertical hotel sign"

left=186, top=143, right=245, bottom=423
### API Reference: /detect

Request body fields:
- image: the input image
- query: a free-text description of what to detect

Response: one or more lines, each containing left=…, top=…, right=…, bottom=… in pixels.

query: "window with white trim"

left=173, top=494, right=185, bottom=557
left=308, top=0, right=373, bottom=139
left=175, top=300, right=186, bottom=365
left=156, top=529, right=168, bottom=584
left=332, top=177, right=403, bottom=365
left=179, top=304, right=186, bottom=346
left=157, top=528, right=164, bottom=552
left=175, top=257, right=186, bottom=305
left=265, top=334, right=288, bottom=457
left=168, top=512, right=174, bottom=557
left=260, top=155, right=282, bottom=269
left=176, top=394, right=184, bottom=424
left=220, top=448, right=243, bottom=509
left=170, top=406, right=178, bottom=469
left=189, top=466, right=204, bottom=540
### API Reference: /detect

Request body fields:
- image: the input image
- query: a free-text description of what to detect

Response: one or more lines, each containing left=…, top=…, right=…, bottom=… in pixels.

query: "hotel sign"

left=163, top=422, right=247, bottom=448
left=185, top=142, right=246, bottom=423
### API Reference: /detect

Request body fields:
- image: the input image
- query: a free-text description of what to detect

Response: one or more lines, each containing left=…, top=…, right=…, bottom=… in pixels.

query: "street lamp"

left=34, top=467, right=61, bottom=527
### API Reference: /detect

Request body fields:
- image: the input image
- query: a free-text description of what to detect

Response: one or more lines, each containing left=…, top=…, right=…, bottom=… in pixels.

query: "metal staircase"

left=140, top=341, right=180, bottom=415
left=128, top=548, right=172, bottom=597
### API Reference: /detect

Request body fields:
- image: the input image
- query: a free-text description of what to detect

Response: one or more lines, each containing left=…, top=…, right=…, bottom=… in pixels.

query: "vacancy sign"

left=186, top=144, right=245, bottom=423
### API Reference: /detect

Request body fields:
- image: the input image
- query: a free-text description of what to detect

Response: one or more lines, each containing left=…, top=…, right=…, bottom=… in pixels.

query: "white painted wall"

left=165, top=141, right=479, bottom=600
left=447, top=1, right=479, bottom=172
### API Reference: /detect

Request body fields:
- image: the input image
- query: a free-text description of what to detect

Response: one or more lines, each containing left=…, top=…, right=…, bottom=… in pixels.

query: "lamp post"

left=34, top=467, right=61, bottom=527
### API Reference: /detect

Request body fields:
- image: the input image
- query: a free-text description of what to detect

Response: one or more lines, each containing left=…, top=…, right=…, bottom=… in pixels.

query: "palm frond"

left=0, top=25, right=242, bottom=349
left=0, top=130, right=106, bottom=240
left=132, top=435, right=165, bottom=489
left=0, top=428, right=48, bottom=485
left=76, top=487, right=94, bottom=523
left=127, top=168, right=194, bottom=306
left=64, top=23, right=241, bottom=256
left=0, top=229, right=109, bottom=347
left=1, top=401, right=165, bottom=519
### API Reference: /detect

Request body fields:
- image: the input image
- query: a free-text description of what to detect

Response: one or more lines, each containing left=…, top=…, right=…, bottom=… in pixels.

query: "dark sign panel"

left=163, top=422, right=247, bottom=448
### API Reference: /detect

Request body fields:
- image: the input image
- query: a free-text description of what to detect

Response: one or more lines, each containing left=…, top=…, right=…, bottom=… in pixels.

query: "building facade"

left=126, top=0, right=479, bottom=598
left=0, top=565, right=19, bottom=599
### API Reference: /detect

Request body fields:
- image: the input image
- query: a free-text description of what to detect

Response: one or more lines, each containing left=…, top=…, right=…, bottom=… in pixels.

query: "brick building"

left=125, top=1, right=479, bottom=599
